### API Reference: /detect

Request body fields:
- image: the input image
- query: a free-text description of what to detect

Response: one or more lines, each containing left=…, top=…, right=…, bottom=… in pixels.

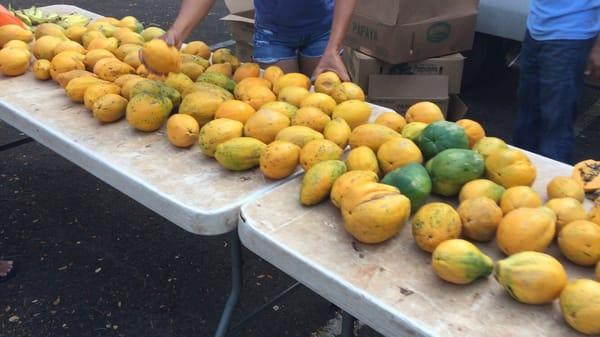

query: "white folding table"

left=239, top=151, right=596, bottom=337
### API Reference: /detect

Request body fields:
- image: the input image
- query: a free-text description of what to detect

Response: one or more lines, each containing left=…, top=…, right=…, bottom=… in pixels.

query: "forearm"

left=170, top=0, right=216, bottom=42
left=324, top=0, right=357, bottom=54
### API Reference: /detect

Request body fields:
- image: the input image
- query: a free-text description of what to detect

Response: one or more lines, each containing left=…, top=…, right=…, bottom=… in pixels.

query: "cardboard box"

left=221, top=0, right=255, bottom=45
left=367, top=75, right=467, bottom=120
left=345, top=48, right=465, bottom=94
left=345, top=0, right=479, bottom=64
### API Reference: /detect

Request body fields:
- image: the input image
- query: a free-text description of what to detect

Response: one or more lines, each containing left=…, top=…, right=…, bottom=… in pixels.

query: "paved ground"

left=1, top=1, right=600, bottom=337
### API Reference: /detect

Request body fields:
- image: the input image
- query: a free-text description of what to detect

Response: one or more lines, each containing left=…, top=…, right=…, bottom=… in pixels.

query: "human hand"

left=313, top=49, right=350, bottom=81
left=586, top=44, right=600, bottom=79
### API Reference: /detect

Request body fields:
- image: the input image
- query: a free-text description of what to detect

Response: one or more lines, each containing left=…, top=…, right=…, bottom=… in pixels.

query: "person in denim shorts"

left=162, top=0, right=356, bottom=80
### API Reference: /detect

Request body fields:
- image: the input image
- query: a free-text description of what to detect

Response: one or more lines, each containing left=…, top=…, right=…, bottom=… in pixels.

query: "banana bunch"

left=56, top=13, right=91, bottom=29
left=10, top=6, right=59, bottom=26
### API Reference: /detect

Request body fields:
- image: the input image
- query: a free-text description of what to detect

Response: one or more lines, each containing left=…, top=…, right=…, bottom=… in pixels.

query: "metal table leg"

left=341, top=311, right=356, bottom=337
left=214, top=230, right=243, bottom=337
left=0, top=137, right=34, bottom=152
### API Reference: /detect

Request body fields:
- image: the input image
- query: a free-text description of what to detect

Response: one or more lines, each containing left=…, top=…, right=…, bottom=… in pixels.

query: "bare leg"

left=260, top=58, right=299, bottom=74
left=0, top=260, right=13, bottom=277
left=299, top=55, right=321, bottom=79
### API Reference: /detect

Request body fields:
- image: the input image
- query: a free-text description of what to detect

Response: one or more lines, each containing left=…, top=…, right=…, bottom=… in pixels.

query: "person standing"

left=161, top=0, right=356, bottom=80
left=514, top=1, right=600, bottom=163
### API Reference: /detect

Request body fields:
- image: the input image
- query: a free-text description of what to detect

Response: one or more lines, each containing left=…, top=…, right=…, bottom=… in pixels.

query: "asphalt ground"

left=1, top=1, right=600, bottom=337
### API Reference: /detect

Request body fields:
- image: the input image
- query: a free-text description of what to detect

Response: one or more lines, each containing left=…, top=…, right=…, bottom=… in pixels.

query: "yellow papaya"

left=275, top=126, right=324, bottom=148
left=348, top=124, right=401, bottom=152
left=330, top=170, right=379, bottom=209
left=323, top=117, right=351, bottom=149
left=432, top=239, right=493, bottom=285
left=260, top=140, right=301, bottom=180
left=300, top=160, right=347, bottom=206
left=214, top=137, right=267, bottom=171
left=198, top=118, right=244, bottom=157
left=345, top=146, right=379, bottom=176
left=299, top=139, right=343, bottom=171
left=560, top=279, right=600, bottom=335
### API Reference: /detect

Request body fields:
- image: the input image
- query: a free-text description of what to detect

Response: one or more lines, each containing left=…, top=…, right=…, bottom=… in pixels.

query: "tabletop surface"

left=240, top=151, right=595, bottom=337
left=0, top=41, right=391, bottom=235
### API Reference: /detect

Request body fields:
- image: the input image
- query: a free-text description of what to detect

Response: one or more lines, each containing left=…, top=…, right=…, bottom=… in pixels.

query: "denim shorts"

left=252, top=24, right=330, bottom=64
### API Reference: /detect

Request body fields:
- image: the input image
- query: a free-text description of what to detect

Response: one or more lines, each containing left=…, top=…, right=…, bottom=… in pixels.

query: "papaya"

left=32, top=60, right=51, bottom=80
left=417, top=121, right=469, bottom=160
left=572, top=159, right=600, bottom=192
left=214, top=100, right=256, bottom=124
left=349, top=124, right=401, bottom=152
left=0, top=48, right=29, bottom=76
left=92, top=94, right=128, bottom=123
left=597, top=261, right=600, bottom=281
left=64, top=26, right=87, bottom=44
left=300, top=93, right=337, bottom=116
left=123, top=51, right=142, bottom=69
left=179, top=91, right=225, bottom=127
left=197, top=72, right=236, bottom=92
left=164, top=72, right=195, bottom=95
left=590, top=204, right=600, bottom=226
left=0, top=25, right=33, bottom=47
left=405, top=102, right=444, bottom=124
left=275, top=126, right=324, bottom=148
left=181, top=41, right=211, bottom=59
left=235, top=77, right=273, bottom=98
left=499, top=186, right=542, bottom=214
left=93, top=58, right=135, bottom=82
left=141, top=27, right=166, bottom=41
left=428, top=149, right=485, bottom=197
left=299, top=139, right=343, bottom=171
left=342, top=192, right=410, bottom=243
left=560, top=279, right=600, bottom=335
left=456, top=119, right=485, bottom=147
left=198, top=118, right=244, bottom=157
left=472, top=137, right=508, bottom=161
left=323, top=117, right=352, bottom=149
left=259, top=140, right=301, bottom=180
left=259, top=101, right=297, bottom=120
left=374, top=112, right=406, bottom=133
left=495, top=251, right=567, bottom=304
left=50, top=51, right=85, bottom=75
left=244, top=109, right=290, bottom=144
left=83, top=49, right=116, bottom=70
left=238, top=85, right=276, bottom=110
left=292, top=107, right=330, bottom=132
left=381, top=163, right=431, bottom=213
left=140, top=39, right=181, bottom=74
left=180, top=62, right=205, bottom=81
left=126, top=93, right=173, bottom=132
left=182, top=82, right=233, bottom=101
left=331, top=100, right=372, bottom=130
left=300, top=160, right=347, bottom=206
left=273, top=72, right=311, bottom=94
left=545, top=198, right=587, bottom=232
left=412, top=202, right=461, bottom=253
left=180, top=53, right=210, bottom=68
left=214, top=137, right=267, bottom=171
left=211, top=48, right=240, bottom=70
left=278, top=86, right=310, bottom=107
left=87, top=37, right=119, bottom=54
left=547, top=176, right=585, bottom=203
left=56, top=70, right=96, bottom=88
left=401, top=122, right=428, bottom=141
left=32, top=35, right=63, bottom=61
left=65, top=77, right=110, bottom=102
left=330, top=170, right=379, bottom=208
left=457, top=197, right=503, bottom=242
left=3, top=40, right=29, bottom=51
left=314, top=71, right=341, bottom=95
left=496, top=207, right=555, bottom=255
left=53, top=40, right=86, bottom=57
left=205, top=63, right=233, bottom=78
left=558, top=220, right=600, bottom=266
left=263, top=65, right=284, bottom=87
left=458, top=179, right=505, bottom=204
left=81, top=31, right=106, bottom=49
left=432, top=239, right=493, bottom=285
left=165, top=114, right=200, bottom=148
left=115, top=43, right=142, bottom=60
left=34, top=23, right=65, bottom=40
left=330, top=82, right=365, bottom=103
left=376, top=137, right=423, bottom=174
left=119, top=16, right=144, bottom=33
left=345, top=146, right=380, bottom=176
left=121, top=77, right=147, bottom=99
left=485, top=148, right=537, bottom=188
left=83, top=83, right=121, bottom=110
left=232, top=62, right=260, bottom=83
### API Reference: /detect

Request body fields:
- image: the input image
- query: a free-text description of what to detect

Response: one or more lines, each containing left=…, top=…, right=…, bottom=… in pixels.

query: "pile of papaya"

left=0, top=13, right=599, bottom=335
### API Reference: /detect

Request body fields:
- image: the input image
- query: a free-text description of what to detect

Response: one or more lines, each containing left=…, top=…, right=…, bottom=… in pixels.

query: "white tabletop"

left=239, top=151, right=595, bottom=337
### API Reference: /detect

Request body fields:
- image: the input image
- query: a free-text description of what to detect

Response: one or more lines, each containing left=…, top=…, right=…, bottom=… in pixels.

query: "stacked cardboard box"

left=221, top=0, right=478, bottom=120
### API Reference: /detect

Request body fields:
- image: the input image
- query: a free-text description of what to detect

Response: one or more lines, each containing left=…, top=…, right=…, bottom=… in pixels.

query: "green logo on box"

left=427, top=22, right=451, bottom=43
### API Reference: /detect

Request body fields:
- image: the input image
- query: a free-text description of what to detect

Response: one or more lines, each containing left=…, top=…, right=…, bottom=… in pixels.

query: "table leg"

left=214, top=229, right=243, bottom=337
left=0, top=137, right=34, bottom=152
left=341, top=311, right=356, bottom=337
